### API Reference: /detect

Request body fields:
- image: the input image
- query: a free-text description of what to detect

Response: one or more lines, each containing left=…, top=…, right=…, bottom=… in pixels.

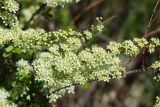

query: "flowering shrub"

left=0, top=0, right=160, bottom=106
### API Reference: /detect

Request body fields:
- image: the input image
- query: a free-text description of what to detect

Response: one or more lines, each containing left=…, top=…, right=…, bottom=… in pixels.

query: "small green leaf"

left=2, top=52, right=11, bottom=57
left=10, top=91, right=18, bottom=100
left=13, top=48, right=21, bottom=54
left=12, top=82, right=16, bottom=87
left=5, top=46, right=14, bottom=52
left=80, top=83, right=90, bottom=90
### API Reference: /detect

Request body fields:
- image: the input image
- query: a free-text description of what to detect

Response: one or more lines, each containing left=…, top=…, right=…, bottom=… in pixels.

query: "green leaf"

left=10, top=91, right=18, bottom=100
left=80, top=83, right=90, bottom=90
left=12, top=81, right=17, bottom=88
left=2, top=52, right=11, bottom=57
left=5, top=46, right=14, bottom=52
left=12, top=48, right=21, bottom=54
left=16, top=70, right=29, bottom=81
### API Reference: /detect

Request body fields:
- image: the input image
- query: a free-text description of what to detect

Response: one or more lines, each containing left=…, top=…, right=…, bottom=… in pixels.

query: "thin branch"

left=52, top=67, right=151, bottom=94
left=80, top=15, right=116, bottom=32
left=23, top=4, right=46, bottom=30
left=146, top=27, right=160, bottom=37
left=95, top=15, right=117, bottom=42
left=71, top=0, right=104, bottom=25
left=125, top=69, right=143, bottom=75
left=74, top=81, right=98, bottom=107
left=78, top=15, right=116, bottom=51
left=144, top=0, right=160, bottom=38
left=52, top=79, right=97, bottom=94
left=101, top=15, right=117, bottom=25
left=142, top=0, right=160, bottom=72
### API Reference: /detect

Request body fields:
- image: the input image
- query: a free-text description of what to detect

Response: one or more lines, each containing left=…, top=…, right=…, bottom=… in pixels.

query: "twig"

left=78, top=15, right=117, bottom=51
left=142, top=0, right=160, bottom=72
left=95, top=15, right=117, bottom=42
left=144, top=0, right=160, bottom=38
left=52, top=79, right=98, bottom=94
left=52, top=67, right=151, bottom=94
left=146, top=27, right=160, bottom=37
left=125, top=69, right=143, bottom=75
left=101, top=16, right=117, bottom=25
left=23, top=4, right=46, bottom=30
left=71, top=0, right=104, bottom=25
left=80, top=15, right=116, bottom=32
left=74, top=81, right=98, bottom=107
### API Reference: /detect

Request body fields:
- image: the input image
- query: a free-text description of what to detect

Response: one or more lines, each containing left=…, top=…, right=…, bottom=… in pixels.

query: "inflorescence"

left=0, top=0, right=160, bottom=106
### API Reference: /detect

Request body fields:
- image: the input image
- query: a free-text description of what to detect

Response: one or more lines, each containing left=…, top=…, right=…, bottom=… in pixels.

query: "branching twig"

left=78, top=15, right=116, bottom=51
left=144, top=0, right=160, bottom=38
left=71, top=0, right=104, bottom=25
left=23, top=4, right=46, bottom=30
left=142, top=0, right=160, bottom=72
left=52, top=67, right=151, bottom=94
left=146, top=27, right=160, bottom=37
left=52, top=79, right=97, bottom=94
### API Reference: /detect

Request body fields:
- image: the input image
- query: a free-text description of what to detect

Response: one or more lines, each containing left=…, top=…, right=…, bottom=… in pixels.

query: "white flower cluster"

left=0, top=11, right=18, bottom=26
left=0, top=0, right=160, bottom=105
left=148, top=38, right=160, bottom=53
left=1, top=0, right=19, bottom=13
left=0, top=28, right=49, bottom=52
left=133, top=38, right=148, bottom=48
left=0, top=89, right=9, bottom=100
left=155, top=97, right=160, bottom=107
left=28, top=44, right=125, bottom=102
left=52, top=29, right=83, bottom=42
left=16, top=59, right=32, bottom=75
left=106, top=41, right=121, bottom=55
left=54, top=52, right=81, bottom=74
left=151, top=61, right=160, bottom=82
left=0, top=0, right=19, bottom=26
left=106, top=38, right=150, bottom=57
left=95, top=17, right=104, bottom=31
left=83, top=30, right=93, bottom=40
left=87, top=48, right=124, bottom=81
left=0, top=27, right=94, bottom=52
left=0, top=88, right=17, bottom=107
left=44, top=0, right=81, bottom=7
left=49, top=44, right=60, bottom=55
left=48, top=80, right=75, bottom=102
left=33, top=52, right=55, bottom=87
left=1, top=21, right=160, bottom=103
left=12, top=29, right=49, bottom=52
left=122, top=40, right=139, bottom=56
left=151, top=61, right=160, bottom=71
